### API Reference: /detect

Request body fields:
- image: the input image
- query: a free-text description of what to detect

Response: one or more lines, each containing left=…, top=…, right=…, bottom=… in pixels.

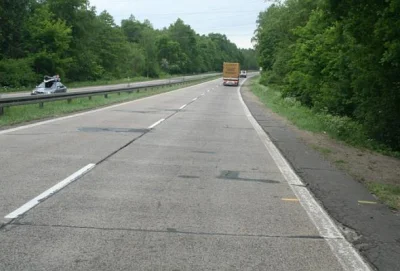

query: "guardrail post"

left=39, top=102, right=44, bottom=108
left=0, top=106, right=4, bottom=116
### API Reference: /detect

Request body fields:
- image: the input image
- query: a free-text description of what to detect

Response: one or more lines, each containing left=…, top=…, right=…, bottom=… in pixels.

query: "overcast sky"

left=89, top=0, right=271, bottom=49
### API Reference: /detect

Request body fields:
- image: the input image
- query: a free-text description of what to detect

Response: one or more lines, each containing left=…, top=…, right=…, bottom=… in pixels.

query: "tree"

left=0, top=0, right=36, bottom=59
left=26, top=4, right=72, bottom=76
left=254, top=0, right=400, bottom=150
left=157, top=35, right=188, bottom=74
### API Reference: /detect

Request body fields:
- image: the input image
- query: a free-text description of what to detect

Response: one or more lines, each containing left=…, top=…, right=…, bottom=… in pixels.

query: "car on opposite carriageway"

left=31, top=75, right=67, bottom=95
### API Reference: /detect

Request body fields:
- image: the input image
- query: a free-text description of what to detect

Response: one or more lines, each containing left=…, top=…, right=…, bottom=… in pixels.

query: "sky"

left=89, top=0, right=271, bottom=49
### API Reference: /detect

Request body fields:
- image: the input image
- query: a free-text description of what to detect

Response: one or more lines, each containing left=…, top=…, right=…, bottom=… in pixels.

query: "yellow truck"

left=222, top=62, right=240, bottom=86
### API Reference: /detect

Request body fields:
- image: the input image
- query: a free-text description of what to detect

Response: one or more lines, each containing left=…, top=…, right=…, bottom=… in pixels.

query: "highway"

left=0, top=77, right=370, bottom=270
left=0, top=74, right=218, bottom=99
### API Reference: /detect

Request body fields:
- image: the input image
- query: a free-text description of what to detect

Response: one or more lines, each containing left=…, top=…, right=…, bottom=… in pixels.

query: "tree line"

left=255, top=0, right=400, bottom=151
left=0, top=0, right=258, bottom=88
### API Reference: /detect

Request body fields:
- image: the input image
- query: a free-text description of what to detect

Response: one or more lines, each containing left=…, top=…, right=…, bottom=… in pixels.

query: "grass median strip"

left=0, top=78, right=217, bottom=128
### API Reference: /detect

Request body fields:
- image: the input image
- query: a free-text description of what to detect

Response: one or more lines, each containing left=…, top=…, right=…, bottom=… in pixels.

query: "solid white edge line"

left=192, top=97, right=198, bottom=101
left=5, top=163, right=96, bottom=219
left=237, top=79, right=371, bottom=271
left=0, top=78, right=221, bottom=136
left=148, top=118, right=165, bottom=129
left=179, top=104, right=187, bottom=110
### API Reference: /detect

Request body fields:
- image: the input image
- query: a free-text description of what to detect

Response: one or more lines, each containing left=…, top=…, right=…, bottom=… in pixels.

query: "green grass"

left=1, top=76, right=151, bottom=93
left=65, top=73, right=197, bottom=89
left=0, top=72, right=218, bottom=93
left=334, top=159, right=347, bottom=164
left=249, top=77, right=400, bottom=158
left=312, top=145, right=333, bottom=155
left=250, top=76, right=400, bottom=210
left=0, top=77, right=217, bottom=127
left=66, top=76, right=152, bottom=89
left=366, top=183, right=400, bottom=210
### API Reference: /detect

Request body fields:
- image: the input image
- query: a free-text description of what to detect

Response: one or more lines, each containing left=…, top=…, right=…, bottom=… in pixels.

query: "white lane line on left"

left=5, top=163, right=96, bottom=219
left=179, top=104, right=187, bottom=110
left=200, top=93, right=205, bottom=96
left=192, top=97, right=198, bottom=101
left=148, top=118, right=165, bottom=129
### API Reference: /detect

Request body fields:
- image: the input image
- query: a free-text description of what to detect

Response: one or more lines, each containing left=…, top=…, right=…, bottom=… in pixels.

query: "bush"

left=0, top=58, right=37, bottom=88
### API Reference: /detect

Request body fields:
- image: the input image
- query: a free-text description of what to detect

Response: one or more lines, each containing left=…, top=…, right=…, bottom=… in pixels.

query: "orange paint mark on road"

left=281, top=198, right=299, bottom=202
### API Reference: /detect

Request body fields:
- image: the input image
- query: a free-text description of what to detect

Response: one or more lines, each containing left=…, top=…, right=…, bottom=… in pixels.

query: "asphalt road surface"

left=0, top=74, right=218, bottom=99
left=0, top=77, right=371, bottom=270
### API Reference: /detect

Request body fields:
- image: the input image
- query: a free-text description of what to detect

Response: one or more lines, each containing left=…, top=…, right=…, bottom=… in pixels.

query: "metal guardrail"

left=0, top=74, right=220, bottom=115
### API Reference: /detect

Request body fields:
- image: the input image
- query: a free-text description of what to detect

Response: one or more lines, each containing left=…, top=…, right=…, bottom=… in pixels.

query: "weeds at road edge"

left=250, top=76, right=400, bottom=210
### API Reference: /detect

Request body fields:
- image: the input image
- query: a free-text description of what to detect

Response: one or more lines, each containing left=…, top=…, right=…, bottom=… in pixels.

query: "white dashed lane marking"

left=5, top=164, right=96, bottom=220
left=148, top=118, right=165, bottom=129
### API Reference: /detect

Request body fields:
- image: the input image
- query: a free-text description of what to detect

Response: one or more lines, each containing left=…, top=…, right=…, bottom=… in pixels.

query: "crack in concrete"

left=298, top=167, right=338, bottom=172
left=96, top=98, right=194, bottom=165
left=11, top=222, right=332, bottom=240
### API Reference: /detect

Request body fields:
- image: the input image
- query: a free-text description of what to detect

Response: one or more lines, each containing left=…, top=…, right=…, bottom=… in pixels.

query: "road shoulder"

left=240, top=79, right=400, bottom=270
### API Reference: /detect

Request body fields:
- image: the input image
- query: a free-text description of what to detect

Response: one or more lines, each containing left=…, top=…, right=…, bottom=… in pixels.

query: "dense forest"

left=255, top=0, right=400, bottom=151
left=0, top=0, right=258, bottom=88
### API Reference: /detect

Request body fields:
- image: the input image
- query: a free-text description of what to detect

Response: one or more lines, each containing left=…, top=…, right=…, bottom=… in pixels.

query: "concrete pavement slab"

left=0, top=78, right=353, bottom=270
left=0, top=225, right=342, bottom=271
left=0, top=80, right=220, bottom=220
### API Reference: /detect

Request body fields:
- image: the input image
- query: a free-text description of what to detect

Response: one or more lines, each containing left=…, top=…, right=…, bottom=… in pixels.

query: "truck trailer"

left=222, top=62, right=240, bottom=86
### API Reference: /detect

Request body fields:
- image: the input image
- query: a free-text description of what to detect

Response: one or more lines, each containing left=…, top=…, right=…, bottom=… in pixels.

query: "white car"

left=240, top=70, right=247, bottom=78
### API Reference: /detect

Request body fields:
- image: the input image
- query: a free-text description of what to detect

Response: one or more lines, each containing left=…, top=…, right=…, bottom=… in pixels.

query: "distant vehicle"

left=240, top=70, right=247, bottom=78
left=31, top=75, right=67, bottom=95
left=223, top=62, right=240, bottom=86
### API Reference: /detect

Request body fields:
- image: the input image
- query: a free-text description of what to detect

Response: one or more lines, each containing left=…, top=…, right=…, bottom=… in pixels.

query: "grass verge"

left=250, top=77, right=400, bottom=158
left=66, top=76, right=152, bottom=89
left=250, top=76, right=400, bottom=210
left=0, top=77, right=218, bottom=128
left=1, top=76, right=154, bottom=93
left=0, top=72, right=218, bottom=93
left=366, top=183, right=400, bottom=210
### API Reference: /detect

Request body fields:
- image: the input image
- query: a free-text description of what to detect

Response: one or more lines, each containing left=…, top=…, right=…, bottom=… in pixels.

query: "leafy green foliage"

left=254, top=0, right=400, bottom=151
left=0, top=58, right=37, bottom=88
left=0, top=2, right=257, bottom=89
